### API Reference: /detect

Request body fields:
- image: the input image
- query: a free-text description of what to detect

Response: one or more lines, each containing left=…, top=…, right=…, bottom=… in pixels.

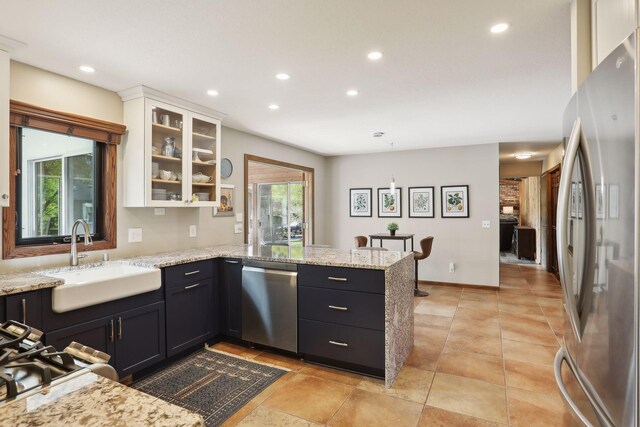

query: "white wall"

left=0, top=62, right=327, bottom=272
left=542, top=143, right=564, bottom=172
left=326, top=144, right=500, bottom=287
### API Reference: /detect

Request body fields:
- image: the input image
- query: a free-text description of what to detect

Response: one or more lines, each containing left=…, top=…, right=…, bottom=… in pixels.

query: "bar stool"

left=414, top=236, right=434, bottom=297
left=354, top=236, right=368, bottom=247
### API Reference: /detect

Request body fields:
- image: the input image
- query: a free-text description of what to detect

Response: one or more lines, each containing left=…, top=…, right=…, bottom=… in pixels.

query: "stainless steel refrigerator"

left=555, top=31, right=637, bottom=426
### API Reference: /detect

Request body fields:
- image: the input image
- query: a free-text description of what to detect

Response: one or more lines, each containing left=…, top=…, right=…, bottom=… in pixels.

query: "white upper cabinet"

left=119, top=86, right=224, bottom=208
left=593, top=0, right=637, bottom=66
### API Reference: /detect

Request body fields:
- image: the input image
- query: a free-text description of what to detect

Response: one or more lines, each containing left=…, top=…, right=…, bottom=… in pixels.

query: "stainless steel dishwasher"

left=241, top=260, right=298, bottom=353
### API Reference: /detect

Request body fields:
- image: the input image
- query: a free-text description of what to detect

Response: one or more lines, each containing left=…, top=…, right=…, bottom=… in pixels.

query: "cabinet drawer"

left=164, top=260, right=213, bottom=288
left=297, top=265, right=384, bottom=294
left=299, top=286, right=384, bottom=331
left=299, top=319, right=384, bottom=370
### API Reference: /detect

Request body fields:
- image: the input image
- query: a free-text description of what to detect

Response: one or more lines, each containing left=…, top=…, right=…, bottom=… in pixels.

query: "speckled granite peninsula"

left=1, top=371, right=204, bottom=427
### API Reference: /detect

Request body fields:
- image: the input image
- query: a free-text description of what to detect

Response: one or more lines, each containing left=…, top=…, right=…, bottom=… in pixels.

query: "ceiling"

left=499, top=141, right=562, bottom=163
left=0, top=0, right=571, bottom=156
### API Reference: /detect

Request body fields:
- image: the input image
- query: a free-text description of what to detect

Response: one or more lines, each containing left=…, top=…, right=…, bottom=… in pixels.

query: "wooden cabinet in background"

left=514, top=226, right=536, bottom=260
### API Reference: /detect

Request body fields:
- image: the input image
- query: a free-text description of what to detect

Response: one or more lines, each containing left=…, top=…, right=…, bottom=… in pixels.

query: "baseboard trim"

left=419, top=280, right=499, bottom=291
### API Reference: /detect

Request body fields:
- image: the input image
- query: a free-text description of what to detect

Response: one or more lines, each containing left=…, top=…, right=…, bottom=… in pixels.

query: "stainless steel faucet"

left=70, top=219, right=93, bottom=266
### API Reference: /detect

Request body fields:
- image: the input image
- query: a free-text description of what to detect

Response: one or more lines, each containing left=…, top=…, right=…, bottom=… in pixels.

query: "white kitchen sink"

left=44, top=263, right=161, bottom=313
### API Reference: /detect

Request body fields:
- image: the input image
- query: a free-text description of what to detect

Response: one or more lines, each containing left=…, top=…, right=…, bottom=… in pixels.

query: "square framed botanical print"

left=349, top=188, right=372, bottom=217
left=408, top=186, right=434, bottom=218
left=378, top=187, right=402, bottom=218
left=441, top=185, right=469, bottom=218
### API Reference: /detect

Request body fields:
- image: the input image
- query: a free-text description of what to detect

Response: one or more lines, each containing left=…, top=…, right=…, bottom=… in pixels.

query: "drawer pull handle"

left=184, top=270, right=200, bottom=276
left=185, top=283, right=200, bottom=290
left=329, top=340, right=349, bottom=347
left=328, top=305, right=348, bottom=311
left=225, top=260, right=240, bottom=264
left=328, top=277, right=347, bottom=282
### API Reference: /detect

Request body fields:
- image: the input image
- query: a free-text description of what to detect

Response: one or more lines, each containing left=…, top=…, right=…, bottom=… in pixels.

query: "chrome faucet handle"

left=77, top=253, right=89, bottom=259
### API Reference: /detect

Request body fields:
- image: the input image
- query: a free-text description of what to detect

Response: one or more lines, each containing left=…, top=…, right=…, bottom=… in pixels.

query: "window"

left=3, top=101, right=125, bottom=259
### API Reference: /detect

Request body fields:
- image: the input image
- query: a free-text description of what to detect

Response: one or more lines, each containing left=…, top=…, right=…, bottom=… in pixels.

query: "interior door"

left=548, top=167, right=561, bottom=278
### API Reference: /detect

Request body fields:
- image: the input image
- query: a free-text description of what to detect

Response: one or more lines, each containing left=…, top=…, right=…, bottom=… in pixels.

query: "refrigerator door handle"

left=554, top=346, right=615, bottom=427
left=556, top=118, right=584, bottom=341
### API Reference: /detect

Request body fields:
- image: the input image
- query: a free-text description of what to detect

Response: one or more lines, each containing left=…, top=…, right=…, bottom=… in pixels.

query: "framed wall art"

left=350, top=188, right=372, bottom=217
left=441, top=185, right=469, bottom=218
left=408, top=186, right=434, bottom=218
left=213, top=184, right=235, bottom=217
left=378, top=187, right=402, bottom=218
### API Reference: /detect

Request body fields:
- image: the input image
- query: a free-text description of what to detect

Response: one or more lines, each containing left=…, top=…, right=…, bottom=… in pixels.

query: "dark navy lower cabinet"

left=6, top=291, right=42, bottom=330
left=115, top=301, right=166, bottom=376
left=46, top=315, right=116, bottom=362
left=166, top=279, right=216, bottom=357
left=219, top=258, right=242, bottom=338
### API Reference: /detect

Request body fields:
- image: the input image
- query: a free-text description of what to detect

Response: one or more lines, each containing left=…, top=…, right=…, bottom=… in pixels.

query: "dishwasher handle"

left=242, top=265, right=298, bottom=278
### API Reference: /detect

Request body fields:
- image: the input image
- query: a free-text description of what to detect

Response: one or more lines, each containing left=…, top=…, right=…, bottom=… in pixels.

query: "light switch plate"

left=234, top=223, right=243, bottom=234
left=128, top=228, right=143, bottom=243
left=482, top=220, right=491, bottom=229
left=189, top=225, right=197, bottom=238
left=154, top=208, right=165, bottom=216
left=236, top=213, right=243, bottom=223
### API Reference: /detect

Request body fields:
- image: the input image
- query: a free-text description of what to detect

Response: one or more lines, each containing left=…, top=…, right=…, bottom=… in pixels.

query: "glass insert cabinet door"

left=190, top=113, right=219, bottom=205
left=148, top=100, right=186, bottom=205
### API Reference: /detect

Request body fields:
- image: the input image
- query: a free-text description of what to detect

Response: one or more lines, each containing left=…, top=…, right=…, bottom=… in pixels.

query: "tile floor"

left=216, top=264, right=576, bottom=427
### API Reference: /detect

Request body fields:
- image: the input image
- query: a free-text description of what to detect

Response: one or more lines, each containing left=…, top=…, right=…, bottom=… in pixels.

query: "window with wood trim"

left=2, top=101, right=125, bottom=259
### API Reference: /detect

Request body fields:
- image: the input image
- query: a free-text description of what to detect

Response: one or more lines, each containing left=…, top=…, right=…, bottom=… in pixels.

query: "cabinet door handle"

left=184, top=270, right=200, bottom=276
left=329, top=340, right=349, bottom=347
left=328, top=277, right=347, bottom=282
left=21, top=299, right=27, bottom=324
left=225, top=260, right=239, bottom=264
left=328, top=305, right=348, bottom=311
left=185, top=283, right=200, bottom=290
left=117, top=317, right=122, bottom=340
left=109, top=319, right=114, bottom=343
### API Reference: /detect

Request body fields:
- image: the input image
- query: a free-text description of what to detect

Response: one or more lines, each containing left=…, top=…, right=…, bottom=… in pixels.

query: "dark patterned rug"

left=132, top=349, right=286, bottom=426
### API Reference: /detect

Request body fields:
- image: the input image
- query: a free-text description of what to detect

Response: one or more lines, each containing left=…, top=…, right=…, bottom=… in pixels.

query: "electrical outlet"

left=154, top=208, right=165, bottom=216
left=482, top=220, right=490, bottom=229
left=236, top=213, right=243, bottom=223
left=234, top=223, right=243, bottom=234
left=449, top=262, right=455, bottom=273
left=189, top=225, right=197, bottom=238
left=128, top=228, right=143, bottom=243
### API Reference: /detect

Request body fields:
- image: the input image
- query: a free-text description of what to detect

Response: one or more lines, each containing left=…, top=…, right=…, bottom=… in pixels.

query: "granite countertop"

left=0, top=371, right=204, bottom=427
left=0, top=244, right=413, bottom=296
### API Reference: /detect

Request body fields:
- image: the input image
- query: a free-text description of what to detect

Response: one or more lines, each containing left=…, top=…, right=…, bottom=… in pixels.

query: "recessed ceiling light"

left=490, top=23, right=510, bottom=33
left=514, top=152, right=533, bottom=160
left=268, top=104, right=280, bottom=110
left=346, top=89, right=359, bottom=96
left=275, top=73, right=290, bottom=80
left=206, top=89, right=219, bottom=97
left=79, top=65, right=95, bottom=73
left=367, top=51, right=383, bottom=60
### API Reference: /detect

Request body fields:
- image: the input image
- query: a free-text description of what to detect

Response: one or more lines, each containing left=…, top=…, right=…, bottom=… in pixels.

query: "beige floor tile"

left=500, top=322, right=559, bottom=347
left=414, top=313, right=453, bottom=330
left=415, top=325, right=450, bottom=345
left=497, top=295, right=541, bottom=308
left=454, top=307, right=499, bottom=321
left=437, top=351, right=505, bottom=385
left=235, top=406, right=323, bottom=427
left=250, top=371, right=298, bottom=404
left=426, top=373, right=508, bottom=424
left=502, top=339, right=558, bottom=366
left=460, top=292, right=498, bottom=303
left=415, top=301, right=457, bottom=317
left=498, top=302, right=545, bottom=316
left=221, top=401, right=259, bottom=427
left=211, top=342, right=262, bottom=359
left=499, top=312, right=549, bottom=329
left=541, top=305, right=565, bottom=317
left=428, top=285, right=463, bottom=295
left=327, top=388, right=423, bottom=427
left=457, top=299, right=499, bottom=313
left=262, top=374, right=353, bottom=424
left=358, top=365, right=434, bottom=403
left=449, top=317, right=501, bottom=339
left=505, top=360, right=558, bottom=393
left=535, top=296, right=563, bottom=307
left=507, top=387, right=575, bottom=427
left=425, top=294, right=461, bottom=306
left=253, top=351, right=305, bottom=371
left=299, top=364, right=363, bottom=386
left=418, top=406, right=504, bottom=427
left=444, top=332, right=502, bottom=358
left=405, top=341, right=444, bottom=371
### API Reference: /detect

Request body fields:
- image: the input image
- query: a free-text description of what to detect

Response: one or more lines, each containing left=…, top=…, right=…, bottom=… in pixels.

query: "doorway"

left=244, top=155, right=314, bottom=256
left=543, top=164, right=561, bottom=278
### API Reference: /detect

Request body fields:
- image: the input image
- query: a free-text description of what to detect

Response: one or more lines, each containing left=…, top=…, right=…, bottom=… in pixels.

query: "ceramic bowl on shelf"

left=159, top=170, right=172, bottom=181
left=192, top=172, right=213, bottom=183
left=195, top=192, right=210, bottom=201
